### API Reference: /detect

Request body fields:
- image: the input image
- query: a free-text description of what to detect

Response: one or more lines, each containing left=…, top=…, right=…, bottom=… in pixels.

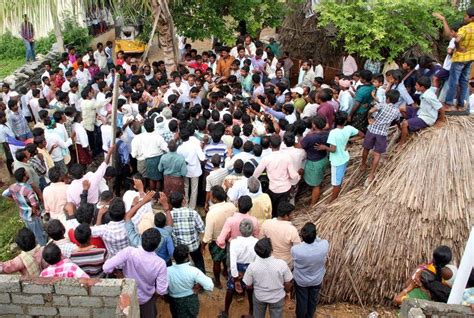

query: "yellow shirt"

left=452, top=22, right=474, bottom=63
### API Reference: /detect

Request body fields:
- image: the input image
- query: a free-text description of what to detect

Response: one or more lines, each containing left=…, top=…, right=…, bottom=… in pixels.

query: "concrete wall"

left=400, top=298, right=474, bottom=317
left=0, top=275, right=139, bottom=317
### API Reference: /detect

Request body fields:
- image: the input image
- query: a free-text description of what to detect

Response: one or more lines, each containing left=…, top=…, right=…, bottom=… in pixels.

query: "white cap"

left=290, top=87, right=304, bottom=95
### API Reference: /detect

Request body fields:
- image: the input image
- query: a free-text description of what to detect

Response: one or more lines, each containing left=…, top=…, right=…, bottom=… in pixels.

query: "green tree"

left=171, top=0, right=289, bottom=43
left=317, top=0, right=463, bottom=61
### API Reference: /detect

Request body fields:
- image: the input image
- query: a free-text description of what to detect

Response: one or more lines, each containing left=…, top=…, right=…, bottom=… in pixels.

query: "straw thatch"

left=294, top=116, right=474, bottom=305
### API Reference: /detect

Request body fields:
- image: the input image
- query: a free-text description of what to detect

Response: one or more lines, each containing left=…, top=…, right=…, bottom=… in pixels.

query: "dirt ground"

left=153, top=250, right=396, bottom=318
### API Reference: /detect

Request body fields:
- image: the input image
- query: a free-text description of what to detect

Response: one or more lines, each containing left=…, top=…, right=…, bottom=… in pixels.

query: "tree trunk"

left=50, top=1, right=64, bottom=53
left=142, top=0, right=161, bottom=61
left=157, top=0, right=178, bottom=74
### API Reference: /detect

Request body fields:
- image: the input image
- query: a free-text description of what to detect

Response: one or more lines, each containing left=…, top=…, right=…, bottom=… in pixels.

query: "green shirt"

left=157, top=152, right=187, bottom=177
left=241, top=74, right=253, bottom=94
left=294, top=97, right=306, bottom=113
left=354, top=84, right=375, bottom=114
left=327, top=125, right=359, bottom=166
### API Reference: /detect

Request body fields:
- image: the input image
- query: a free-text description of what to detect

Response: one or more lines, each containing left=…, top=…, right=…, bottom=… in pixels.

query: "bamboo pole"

left=110, top=72, right=120, bottom=168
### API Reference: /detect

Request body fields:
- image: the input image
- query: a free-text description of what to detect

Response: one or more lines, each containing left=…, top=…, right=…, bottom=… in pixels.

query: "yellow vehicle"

left=114, top=25, right=146, bottom=55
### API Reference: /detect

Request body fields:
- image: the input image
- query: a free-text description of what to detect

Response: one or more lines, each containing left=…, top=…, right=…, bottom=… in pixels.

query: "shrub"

left=35, top=32, right=56, bottom=54
left=0, top=32, right=25, bottom=60
left=61, top=15, right=92, bottom=54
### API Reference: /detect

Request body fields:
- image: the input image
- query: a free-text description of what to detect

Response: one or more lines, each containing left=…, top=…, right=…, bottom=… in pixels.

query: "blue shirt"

left=125, top=222, right=174, bottom=262
left=156, top=226, right=174, bottom=262
left=167, top=262, right=214, bottom=298
left=291, top=238, right=329, bottom=287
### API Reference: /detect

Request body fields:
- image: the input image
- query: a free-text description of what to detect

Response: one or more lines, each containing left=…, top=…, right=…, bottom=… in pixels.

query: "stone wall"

left=1, top=51, right=60, bottom=92
left=0, top=275, right=139, bottom=317
left=400, top=298, right=474, bottom=317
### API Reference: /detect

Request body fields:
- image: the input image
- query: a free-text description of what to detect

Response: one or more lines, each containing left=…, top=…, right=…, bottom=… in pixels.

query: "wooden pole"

left=110, top=72, right=120, bottom=168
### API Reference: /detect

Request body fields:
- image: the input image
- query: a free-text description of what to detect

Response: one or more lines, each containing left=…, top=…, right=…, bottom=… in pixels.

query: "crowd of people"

left=1, top=5, right=474, bottom=318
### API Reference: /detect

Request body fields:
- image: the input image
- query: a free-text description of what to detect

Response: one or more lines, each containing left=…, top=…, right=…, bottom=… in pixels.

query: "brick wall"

left=400, top=298, right=474, bottom=317
left=0, top=275, right=139, bottom=317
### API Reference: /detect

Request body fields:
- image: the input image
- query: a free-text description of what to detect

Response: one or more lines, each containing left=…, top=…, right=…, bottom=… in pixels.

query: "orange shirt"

left=216, top=56, right=235, bottom=77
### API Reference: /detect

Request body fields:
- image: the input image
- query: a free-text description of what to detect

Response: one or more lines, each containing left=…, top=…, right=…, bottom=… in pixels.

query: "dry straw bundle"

left=294, top=116, right=474, bottom=305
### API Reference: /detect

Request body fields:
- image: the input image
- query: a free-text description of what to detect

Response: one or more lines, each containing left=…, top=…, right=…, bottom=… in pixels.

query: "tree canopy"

left=316, top=0, right=464, bottom=61
left=170, top=0, right=289, bottom=43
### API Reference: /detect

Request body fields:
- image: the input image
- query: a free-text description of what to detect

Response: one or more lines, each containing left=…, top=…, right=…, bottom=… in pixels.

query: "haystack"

left=293, top=116, right=474, bottom=305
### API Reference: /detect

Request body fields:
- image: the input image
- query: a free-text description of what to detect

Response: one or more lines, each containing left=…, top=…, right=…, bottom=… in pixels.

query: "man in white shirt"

left=76, top=62, right=91, bottom=90
left=177, top=127, right=205, bottom=209
left=297, top=60, right=316, bottom=88
left=93, top=42, right=108, bottom=72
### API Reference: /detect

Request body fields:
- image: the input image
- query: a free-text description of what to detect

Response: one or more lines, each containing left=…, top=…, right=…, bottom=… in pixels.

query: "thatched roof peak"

left=294, top=116, right=474, bottom=305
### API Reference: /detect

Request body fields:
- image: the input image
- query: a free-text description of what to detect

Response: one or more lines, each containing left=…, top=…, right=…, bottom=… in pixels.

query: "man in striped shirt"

left=70, top=224, right=107, bottom=278
left=203, top=128, right=227, bottom=172
left=40, top=243, right=89, bottom=279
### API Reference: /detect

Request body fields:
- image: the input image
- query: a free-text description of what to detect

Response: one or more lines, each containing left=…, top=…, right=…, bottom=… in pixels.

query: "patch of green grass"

left=0, top=58, right=24, bottom=80
left=0, top=198, right=23, bottom=261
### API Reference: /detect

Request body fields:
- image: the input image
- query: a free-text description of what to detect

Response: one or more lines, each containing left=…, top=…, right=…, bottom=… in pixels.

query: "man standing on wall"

left=20, top=14, right=36, bottom=63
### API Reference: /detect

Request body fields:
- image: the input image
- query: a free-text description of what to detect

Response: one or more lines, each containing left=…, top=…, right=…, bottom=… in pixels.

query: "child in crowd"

left=371, top=73, right=386, bottom=104
left=316, top=111, right=364, bottom=202
left=360, top=90, right=401, bottom=184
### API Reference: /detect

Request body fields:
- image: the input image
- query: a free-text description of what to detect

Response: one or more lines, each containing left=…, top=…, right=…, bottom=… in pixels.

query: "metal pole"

left=447, top=226, right=474, bottom=304
left=110, top=72, right=120, bottom=168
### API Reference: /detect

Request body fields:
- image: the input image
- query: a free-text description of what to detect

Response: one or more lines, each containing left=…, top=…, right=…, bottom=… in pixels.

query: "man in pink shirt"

left=216, top=196, right=259, bottom=249
left=43, top=166, right=68, bottom=222
left=316, top=89, right=336, bottom=129
left=253, top=135, right=300, bottom=217
left=66, top=145, right=114, bottom=207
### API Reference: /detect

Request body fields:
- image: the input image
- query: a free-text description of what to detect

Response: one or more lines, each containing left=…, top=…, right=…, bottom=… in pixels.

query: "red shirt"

left=68, top=228, right=106, bottom=249
left=188, top=62, right=208, bottom=73
left=317, top=102, right=335, bottom=129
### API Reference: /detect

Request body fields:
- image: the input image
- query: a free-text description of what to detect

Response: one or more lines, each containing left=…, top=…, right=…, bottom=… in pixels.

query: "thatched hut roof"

left=293, top=116, right=474, bottom=305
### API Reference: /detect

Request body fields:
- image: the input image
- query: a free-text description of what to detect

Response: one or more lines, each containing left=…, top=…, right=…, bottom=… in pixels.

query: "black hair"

left=43, top=243, right=62, bottom=265
left=359, top=69, right=373, bottom=82
left=173, top=244, right=189, bottom=264
left=242, top=124, right=253, bottom=137
left=211, top=185, right=227, bottom=202
left=261, top=136, right=270, bottom=149
left=48, top=166, right=63, bottom=183
left=312, top=116, right=327, bottom=130
left=243, top=141, right=254, bottom=153
left=154, top=213, right=167, bottom=228
left=15, top=228, right=36, bottom=252
left=270, top=134, right=282, bottom=149
left=277, top=201, right=295, bottom=218
left=242, top=162, right=255, bottom=178
left=168, top=119, right=178, bottom=132
left=237, top=195, right=253, bottom=214
left=301, top=222, right=317, bottom=244
left=283, top=131, right=296, bottom=147
left=100, top=190, right=113, bottom=202
left=74, top=223, right=92, bottom=245
left=169, top=191, right=184, bottom=209
left=25, top=143, right=37, bottom=156
left=141, top=228, right=161, bottom=252
left=15, top=149, right=27, bottom=162
left=14, top=167, right=26, bottom=182
left=76, top=203, right=95, bottom=224
left=233, top=159, right=244, bottom=174
left=108, top=198, right=126, bottom=222
left=46, top=219, right=66, bottom=240
left=233, top=136, right=243, bottom=150
left=104, top=166, right=117, bottom=178
left=253, top=144, right=262, bottom=157
left=433, top=246, right=452, bottom=281
left=417, top=76, right=431, bottom=90
left=179, top=127, right=191, bottom=142
left=69, top=164, right=85, bottom=180
left=283, top=103, right=294, bottom=114
left=254, top=237, right=272, bottom=258
left=334, top=111, right=348, bottom=126
left=144, top=118, right=154, bottom=132
left=385, top=90, right=400, bottom=104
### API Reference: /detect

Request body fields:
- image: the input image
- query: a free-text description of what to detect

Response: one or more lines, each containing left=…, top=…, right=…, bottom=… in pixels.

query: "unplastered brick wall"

left=0, top=275, right=139, bottom=317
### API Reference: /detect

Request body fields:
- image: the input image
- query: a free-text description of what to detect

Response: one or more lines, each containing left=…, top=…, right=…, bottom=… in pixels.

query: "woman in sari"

left=394, top=245, right=455, bottom=305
